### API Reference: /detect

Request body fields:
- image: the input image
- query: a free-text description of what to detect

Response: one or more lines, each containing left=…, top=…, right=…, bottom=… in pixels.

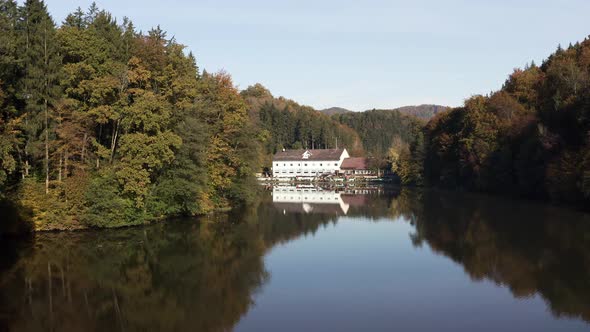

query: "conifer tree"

left=20, top=0, right=62, bottom=193
left=0, top=0, right=21, bottom=187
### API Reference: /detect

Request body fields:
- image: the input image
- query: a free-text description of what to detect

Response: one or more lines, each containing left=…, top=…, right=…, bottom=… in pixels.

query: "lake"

left=1, top=185, right=589, bottom=331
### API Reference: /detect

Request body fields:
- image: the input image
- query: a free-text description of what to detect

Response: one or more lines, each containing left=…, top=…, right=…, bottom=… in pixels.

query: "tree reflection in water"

left=0, top=191, right=343, bottom=332
left=391, top=189, right=590, bottom=323
left=0, top=187, right=589, bottom=331
left=0, top=216, right=268, bottom=332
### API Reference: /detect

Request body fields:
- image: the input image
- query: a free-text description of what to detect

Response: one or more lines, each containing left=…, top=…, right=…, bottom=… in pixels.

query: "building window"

left=304, top=163, right=307, bottom=167
left=283, top=163, right=286, bottom=166
left=290, top=163, right=293, bottom=166
left=334, top=163, right=338, bottom=166
left=275, top=163, right=279, bottom=167
left=319, top=163, right=323, bottom=166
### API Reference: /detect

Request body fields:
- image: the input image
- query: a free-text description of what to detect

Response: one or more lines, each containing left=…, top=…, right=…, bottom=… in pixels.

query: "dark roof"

left=341, top=157, right=370, bottom=170
left=273, top=149, right=346, bottom=161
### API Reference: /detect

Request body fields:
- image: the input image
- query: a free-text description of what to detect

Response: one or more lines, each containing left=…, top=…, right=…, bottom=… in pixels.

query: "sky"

left=44, top=0, right=590, bottom=111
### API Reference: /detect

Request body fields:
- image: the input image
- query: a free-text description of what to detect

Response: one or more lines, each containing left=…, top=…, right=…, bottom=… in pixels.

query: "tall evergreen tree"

left=20, top=0, right=61, bottom=193
left=0, top=0, right=20, bottom=189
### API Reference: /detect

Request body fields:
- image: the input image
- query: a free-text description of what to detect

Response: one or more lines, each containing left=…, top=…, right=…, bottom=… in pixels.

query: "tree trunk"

left=110, top=119, right=119, bottom=163
left=43, top=23, right=50, bottom=195
left=45, top=98, right=49, bottom=194
left=58, top=153, right=62, bottom=182
left=23, top=15, right=30, bottom=179
left=64, top=151, right=69, bottom=179
left=24, top=135, right=30, bottom=177
left=81, top=133, right=87, bottom=162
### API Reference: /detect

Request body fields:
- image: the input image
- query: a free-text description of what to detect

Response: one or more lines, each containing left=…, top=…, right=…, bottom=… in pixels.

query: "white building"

left=272, top=148, right=350, bottom=178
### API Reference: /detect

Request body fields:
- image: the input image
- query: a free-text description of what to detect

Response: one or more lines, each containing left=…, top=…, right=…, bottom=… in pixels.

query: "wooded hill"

left=241, top=84, right=364, bottom=168
left=395, top=41, right=590, bottom=208
left=318, top=107, right=352, bottom=116
left=392, top=104, right=449, bottom=120
left=242, top=86, right=427, bottom=164
left=321, top=104, right=448, bottom=120
left=0, top=1, right=261, bottom=232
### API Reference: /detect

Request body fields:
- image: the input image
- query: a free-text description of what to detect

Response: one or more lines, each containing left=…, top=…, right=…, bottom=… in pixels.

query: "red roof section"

left=340, top=157, right=369, bottom=170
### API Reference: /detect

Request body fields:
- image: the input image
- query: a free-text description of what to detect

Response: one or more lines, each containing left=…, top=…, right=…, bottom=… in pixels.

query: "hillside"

left=393, top=104, right=449, bottom=120
left=333, top=109, right=424, bottom=159
left=320, top=104, right=448, bottom=120
left=319, top=107, right=352, bottom=116
left=241, top=84, right=364, bottom=168
left=398, top=39, right=590, bottom=208
left=0, top=2, right=261, bottom=231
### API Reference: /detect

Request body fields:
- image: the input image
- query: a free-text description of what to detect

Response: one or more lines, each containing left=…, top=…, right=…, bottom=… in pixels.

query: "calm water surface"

left=1, top=186, right=589, bottom=331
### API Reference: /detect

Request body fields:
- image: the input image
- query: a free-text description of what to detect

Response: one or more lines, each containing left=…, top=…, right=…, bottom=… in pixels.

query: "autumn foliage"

left=411, top=41, right=590, bottom=207
left=0, top=1, right=262, bottom=231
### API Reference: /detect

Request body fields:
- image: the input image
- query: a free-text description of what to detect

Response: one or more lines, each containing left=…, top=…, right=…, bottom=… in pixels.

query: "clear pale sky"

left=45, top=0, right=590, bottom=111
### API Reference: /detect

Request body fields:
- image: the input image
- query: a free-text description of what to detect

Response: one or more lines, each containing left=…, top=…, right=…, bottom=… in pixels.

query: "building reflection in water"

left=271, top=185, right=383, bottom=216
left=272, top=186, right=350, bottom=215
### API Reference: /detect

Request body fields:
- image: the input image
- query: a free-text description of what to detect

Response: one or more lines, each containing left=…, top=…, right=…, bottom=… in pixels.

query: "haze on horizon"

left=46, top=0, right=590, bottom=111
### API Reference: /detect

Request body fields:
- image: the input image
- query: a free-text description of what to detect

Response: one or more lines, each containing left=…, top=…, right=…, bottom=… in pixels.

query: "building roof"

left=273, top=149, right=346, bottom=161
left=340, top=157, right=370, bottom=170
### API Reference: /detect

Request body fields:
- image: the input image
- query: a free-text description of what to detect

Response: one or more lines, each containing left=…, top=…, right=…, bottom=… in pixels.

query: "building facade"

left=272, top=148, right=350, bottom=178
left=340, top=157, right=377, bottom=177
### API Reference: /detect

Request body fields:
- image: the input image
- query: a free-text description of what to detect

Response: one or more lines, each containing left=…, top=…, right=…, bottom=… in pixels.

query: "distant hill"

left=320, top=104, right=448, bottom=120
left=241, top=84, right=364, bottom=161
left=390, top=104, right=449, bottom=120
left=319, top=107, right=352, bottom=116
left=332, top=109, right=424, bottom=156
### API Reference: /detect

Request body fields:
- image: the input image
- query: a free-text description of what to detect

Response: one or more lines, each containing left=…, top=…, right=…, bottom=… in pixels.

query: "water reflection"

left=0, top=186, right=589, bottom=331
left=394, top=189, right=590, bottom=323
left=0, top=219, right=268, bottom=332
left=272, top=185, right=350, bottom=215
left=271, top=185, right=383, bottom=215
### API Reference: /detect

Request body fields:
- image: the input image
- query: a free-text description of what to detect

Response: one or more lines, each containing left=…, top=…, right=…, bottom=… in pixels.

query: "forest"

left=240, top=83, right=363, bottom=170
left=0, top=1, right=261, bottom=232
left=393, top=40, right=590, bottom=208
left=1, top=0, right=589, bottom=234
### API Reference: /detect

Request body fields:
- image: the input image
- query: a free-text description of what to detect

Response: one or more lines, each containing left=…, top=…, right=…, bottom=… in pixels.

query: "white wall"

left=272, top=149, right=349, bottom=178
